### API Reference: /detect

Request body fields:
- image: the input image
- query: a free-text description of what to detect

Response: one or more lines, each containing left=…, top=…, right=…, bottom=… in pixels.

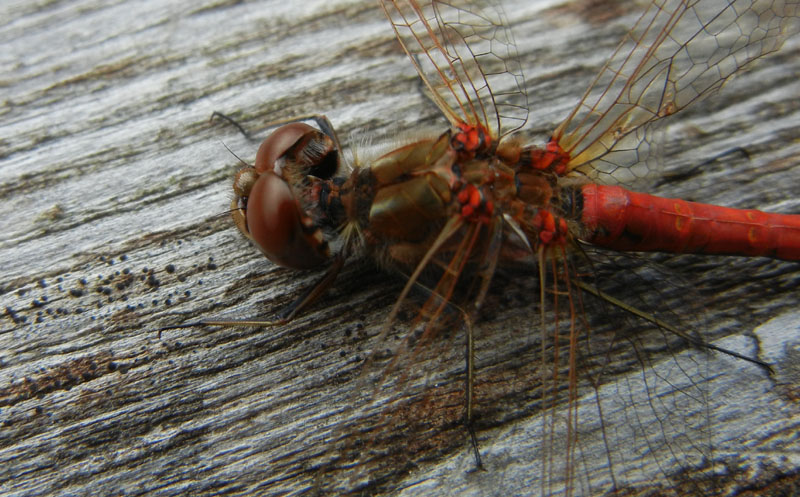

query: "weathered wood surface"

left=1, top=1, right=799, bottom=496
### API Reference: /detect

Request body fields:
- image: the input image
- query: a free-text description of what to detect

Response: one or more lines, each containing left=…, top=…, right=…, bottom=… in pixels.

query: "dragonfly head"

left=230, top=122, right=339, bottom=270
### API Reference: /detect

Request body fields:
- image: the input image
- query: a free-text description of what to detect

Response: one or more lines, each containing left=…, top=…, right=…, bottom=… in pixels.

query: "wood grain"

left=1, top=1, right=799, bottom=496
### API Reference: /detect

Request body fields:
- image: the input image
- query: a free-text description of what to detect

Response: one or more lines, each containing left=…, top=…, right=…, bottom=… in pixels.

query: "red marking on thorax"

left=457, top=183, right=493, bottom=224
left=527, top=139, right=569, bottom=175
left=452, top=122, right=492, bottom=160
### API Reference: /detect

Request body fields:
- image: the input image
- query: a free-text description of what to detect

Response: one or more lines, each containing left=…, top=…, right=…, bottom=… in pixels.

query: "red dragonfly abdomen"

left=580, top=184, right=800, bottom=261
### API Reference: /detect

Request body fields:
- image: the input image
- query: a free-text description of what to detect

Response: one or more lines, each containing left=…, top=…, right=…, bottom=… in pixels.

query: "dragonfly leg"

left=210, top=111, right=252, bottom=140
left=210, top=111, right=344, bottom=158
left=157, top=256, right=345, bottom=337
left=463, top=311, right=484, bottom=470
left=276, top=255, right=345, bottom=321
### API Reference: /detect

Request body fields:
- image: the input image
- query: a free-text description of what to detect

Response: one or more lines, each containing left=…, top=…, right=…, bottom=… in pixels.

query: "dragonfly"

left=176, top=0, right=800, bottom=494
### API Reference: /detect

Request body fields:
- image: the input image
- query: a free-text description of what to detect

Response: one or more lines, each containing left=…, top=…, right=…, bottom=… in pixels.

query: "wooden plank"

left=1, top=0, right=799, bottom=496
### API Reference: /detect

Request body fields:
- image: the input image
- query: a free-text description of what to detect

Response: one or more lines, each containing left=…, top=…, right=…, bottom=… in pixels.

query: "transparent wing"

left=478, top=251, right=715, bottom=496
left=555, top=0, right=800, bottom=180
left=381, top=0, right=529, bottom=140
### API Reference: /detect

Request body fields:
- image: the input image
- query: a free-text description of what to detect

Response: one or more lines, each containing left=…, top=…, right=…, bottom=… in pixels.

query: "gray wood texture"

left=2, top=1, right=799, bottom=496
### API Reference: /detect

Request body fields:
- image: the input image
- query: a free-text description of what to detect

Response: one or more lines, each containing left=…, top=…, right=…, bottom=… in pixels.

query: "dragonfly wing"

left=558, top=250, right=715, bottom=495
left=555, top=0, right=800, bottom=179
left=380, top=0, right=529, bottom=140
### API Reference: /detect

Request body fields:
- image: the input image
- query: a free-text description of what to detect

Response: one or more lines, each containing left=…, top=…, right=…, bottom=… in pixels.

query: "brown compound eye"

left=254, top=122, right=339, bottom=179
left=255, top=122, right=315, bottom=174
left=230, top=122, right=336, bottom=270
left=245, top=171, right=329, bottom=269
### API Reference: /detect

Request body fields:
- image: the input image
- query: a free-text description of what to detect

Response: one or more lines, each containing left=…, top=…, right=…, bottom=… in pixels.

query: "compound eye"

left=254, top=122, right=317, bottom=174
left=254, top=122, right=339, bottom=180
left=245, top=171, right=329, bottom=270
